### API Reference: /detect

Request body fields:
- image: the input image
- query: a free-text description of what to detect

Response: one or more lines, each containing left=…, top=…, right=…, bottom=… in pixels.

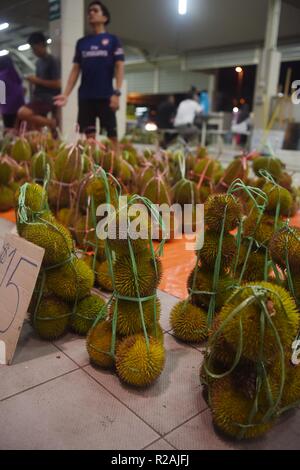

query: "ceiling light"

left=233, top=107, right=239, bottom=113
left=178, top=0, right=187, bottom=15
left=47, top=38, right=52, bottom=45
left=0, top=49, right=9, bottom=56
left=18, top=44, right=30, bottom=51
left=145, top=122, right=158, bottom=132
left=235, top=66, right=243, bottom=73
left=0, top=23, right=9, bottom=31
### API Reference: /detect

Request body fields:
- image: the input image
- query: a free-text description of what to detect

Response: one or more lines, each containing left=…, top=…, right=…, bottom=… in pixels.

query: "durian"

left=116, top=334, right=165, bottom=387
left=0, top=161, right=12, bottom=185
left=170, top=301, right=208, bottom=343
left=96, top=260, right=114, bottom=292
left=22, top=219, right=73, bottom=267
left=253, top=156, right=283, bottom=180
left=205, top=194, right=242, bottom=233
left=54, top=145, right=83, bottom=183
left=32, top=296, right=70, bottom=340
left=109, top=298, right=161, bottom=337
left=0, top=186, right=14, bottom=211
left=269, top=226, right=300, bottom=273
left=262, top=183, right=293, bottom=216
left=219, top=282, right=299, bottom=364
left=114, top=251, right=162, bottom=298
left=198, top=231, right=237, bottom=271
left=46, top=258, right=94, bottom=302
left=71, top=294, right=106, bottom=336
left=11, top=137, right=32, bottom=162
left=87, top=321, right=115, bottom=369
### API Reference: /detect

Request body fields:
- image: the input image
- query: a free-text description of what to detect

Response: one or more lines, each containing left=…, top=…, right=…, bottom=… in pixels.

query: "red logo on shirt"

left=102, top=38, right=110, bottom=46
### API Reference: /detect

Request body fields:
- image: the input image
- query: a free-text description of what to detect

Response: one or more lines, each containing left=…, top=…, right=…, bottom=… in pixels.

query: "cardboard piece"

left=0, top=234, right=44, bottom=365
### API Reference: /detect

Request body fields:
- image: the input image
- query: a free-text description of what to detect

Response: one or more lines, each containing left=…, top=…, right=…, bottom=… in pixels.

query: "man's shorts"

left=27, top=100, right=55, bottom=117
left=78, top=98, right=117, bottom=138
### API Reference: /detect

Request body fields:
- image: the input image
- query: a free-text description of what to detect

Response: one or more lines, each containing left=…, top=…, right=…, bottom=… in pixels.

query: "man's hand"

left=54, top=94, right=68, bottom=107
left=26, top=75, right=40, bottom=85
left=110, top=95, right=120, bottom=112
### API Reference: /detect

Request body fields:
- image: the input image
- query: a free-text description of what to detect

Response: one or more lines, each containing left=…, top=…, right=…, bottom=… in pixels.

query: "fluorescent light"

left=145, top=123, right=158, bottom=132
left=178, top=0, right=187, bottom=15
left=18, top=43, right=30, bottom=51
left=233, top=107, right=239, bottom=113
left=0, top=49, right=9, bottom=56
left=235, top=66, right=243, bottom=73
left=47, top=38, right=52, bottom=44
left=0, top=23, right=9, bottom=31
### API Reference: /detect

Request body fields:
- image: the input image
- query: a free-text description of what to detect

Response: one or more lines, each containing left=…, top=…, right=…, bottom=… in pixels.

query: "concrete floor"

left=1, top=213, right=300, bottom=450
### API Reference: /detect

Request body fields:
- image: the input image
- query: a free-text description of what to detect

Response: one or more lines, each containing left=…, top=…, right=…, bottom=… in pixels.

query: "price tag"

left=0, top=234, right=44, bottom=365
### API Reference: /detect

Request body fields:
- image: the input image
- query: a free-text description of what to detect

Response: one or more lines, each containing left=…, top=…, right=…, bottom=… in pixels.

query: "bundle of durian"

left=201, top=281, right=300, bottom=440
left=0, top=154, right=21, bottom=212
left=17, top=182, right=105, bottom=339
left=170, top=193, right=242, bottom=344
left=251, top=155, right=299, bottom=216
left=87, top=196, right=166, bottom=387
left=215, top=154, right=250, bottom=193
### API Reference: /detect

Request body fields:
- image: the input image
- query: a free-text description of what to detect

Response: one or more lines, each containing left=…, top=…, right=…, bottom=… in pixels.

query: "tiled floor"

left=1, top=219, right=300, bottom=449
left=1, top=292, right=300, bottom=450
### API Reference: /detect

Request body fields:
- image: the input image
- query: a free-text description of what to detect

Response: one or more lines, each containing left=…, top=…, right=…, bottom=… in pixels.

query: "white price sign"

left=0, top=234, right=44, bottom=365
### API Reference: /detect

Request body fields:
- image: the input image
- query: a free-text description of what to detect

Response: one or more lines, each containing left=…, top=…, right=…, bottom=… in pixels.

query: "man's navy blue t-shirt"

left=73, top=33, right=125, bottom=100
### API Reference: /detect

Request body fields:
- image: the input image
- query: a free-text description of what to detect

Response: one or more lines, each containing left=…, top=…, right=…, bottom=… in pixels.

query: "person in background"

left=18, top=32, right=61, bottom=132
left=0, top=56, right=24, bottom=131
left=199, top=89, right=210, bottom=116
left=54, top=1, right=125, bottom=141
left=174, top=91, right=203, bottom=142
left=156, top=95, right=176, bottom=147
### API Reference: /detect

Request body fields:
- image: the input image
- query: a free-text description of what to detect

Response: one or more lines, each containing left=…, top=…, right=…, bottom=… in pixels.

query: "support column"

left=153, top=66, right=160, bottom=94
left=49, top=0, right=84, bottom=141
left=253, top=0, right=282, bottom=129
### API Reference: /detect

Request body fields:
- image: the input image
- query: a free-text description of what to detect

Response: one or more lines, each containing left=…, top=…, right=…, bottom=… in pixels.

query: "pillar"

left=253, top=0, right=282, bottom=130
left=49, top=0, right=84, bottom=141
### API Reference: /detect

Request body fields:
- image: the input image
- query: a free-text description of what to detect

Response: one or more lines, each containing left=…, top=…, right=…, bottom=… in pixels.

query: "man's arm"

left=110, top=60, right=125, bottom=111
left=54, top=63, right=81, bottom=107
left=27, top=76, right=61, bottom=89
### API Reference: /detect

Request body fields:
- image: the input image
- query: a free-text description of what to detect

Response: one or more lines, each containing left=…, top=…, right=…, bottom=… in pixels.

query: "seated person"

left=174, top=92, right=203, bottom=142
left=18, top=32, right=61, bottom=131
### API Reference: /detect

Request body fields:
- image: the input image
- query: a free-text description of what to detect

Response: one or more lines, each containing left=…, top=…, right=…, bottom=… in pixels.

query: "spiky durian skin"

left=116, top=335, right=165, bottom=387
left=243, top=210, right=282, bottom=247
left=22, top=220, right=73, bottom=267
left=109, top=298, right=161, bottom=337
left=170, top=301, right=208, bottom=343
left=210, top=376, right=274, bottom=439
left=173, top=179, right=199, bottom=205
left=143, top=177, right=172, bottom=205
left=0, top=161, right=12, bottom=185
left=188, top=268, right=235, bottom=311
left=71, top=295, right=106, bottom=336
left=87, top=321, right=115, bottom=369
left=219, top=282, right=299, bottom=364
left=114, top=251, right=162, bottom=298
left=253, top=156, right=283, bottom=180
left=31, top=151, right=51, bottom=180
left=11, top=138, right=32, bottom=162
left=85, top=176, right=118, bottom=208
left=198, top=231, right=237, bottom=271
left=16, top=183, right=48, bottom=214
left=0, top=186, right=14, bottom=211
left=56, top=208, right=75, bottom=228
left=32, top=296, right=70, bottom=340
left=262, top=183, right=293, bottom=216
left=204, top=194, right=242, bottom=233
left=47, top=258, right=94, bottom=302
left=234, top=243, right=268, bottom=282
left=96, top=260, right=114, bottom=292
left=54, top=146, right=82, bottom=183
left=107, top=212, right=150, bottom=256
left=221, top=158, right=248, bottom=187
left=208, top=317, right=238, bottom=368
left=269, top=227, right=300, bottom=273
left=194, top=158, right=215, bottom=178
left=282, top=364, right=300, bottom=408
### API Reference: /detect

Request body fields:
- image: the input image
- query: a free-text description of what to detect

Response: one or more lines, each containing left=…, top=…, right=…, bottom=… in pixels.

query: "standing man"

left=54, top=1, right=125, bottom=140
left=156, top=95, right=177, bottom=148
left=18, top=32, right=61, bottom=131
